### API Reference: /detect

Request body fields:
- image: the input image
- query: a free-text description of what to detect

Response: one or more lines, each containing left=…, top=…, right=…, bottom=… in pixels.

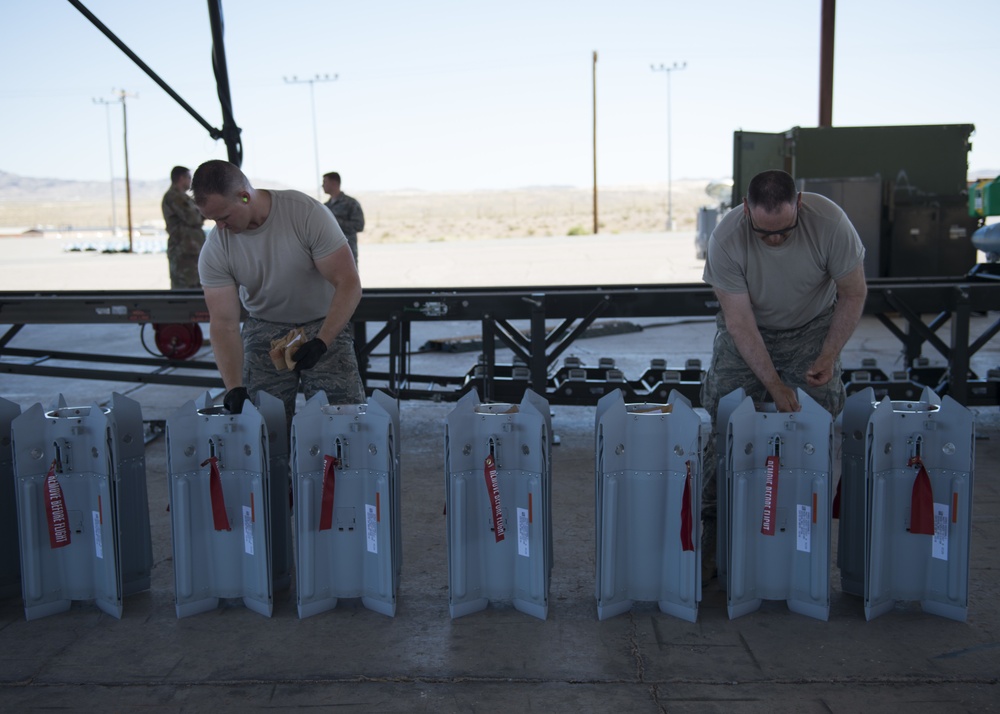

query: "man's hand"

left=768, top=383, right=801, bottom=412
left=223, top=386, right=250, bottom=414
left=292, top=338, right=328, bottom=372
left=806, top=355, right=836, bottom=387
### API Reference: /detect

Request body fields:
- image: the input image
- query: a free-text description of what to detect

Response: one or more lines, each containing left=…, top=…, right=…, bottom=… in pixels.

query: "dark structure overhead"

left=68, top=0, right=242, bottom=166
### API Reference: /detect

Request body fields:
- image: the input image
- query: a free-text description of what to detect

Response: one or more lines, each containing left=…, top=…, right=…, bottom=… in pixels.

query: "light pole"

left=284, top=73, right=338, bottom=199
left=92, top=96, right=119, bottom=237
left=651, top=61, right=686, bottom=231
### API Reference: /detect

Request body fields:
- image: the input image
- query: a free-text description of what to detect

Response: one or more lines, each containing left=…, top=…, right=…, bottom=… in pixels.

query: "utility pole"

left=92, top=96, right=119, bottom=237
left=592, top=51, right=599, bottom=235
left=651, top=62, right=686, bottom=231
left=108, top=89, right=138, bottom=251
left=283, top=73, right=338, bottom=198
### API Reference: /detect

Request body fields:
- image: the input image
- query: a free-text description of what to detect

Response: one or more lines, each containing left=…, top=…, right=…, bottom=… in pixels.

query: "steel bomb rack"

left=2, top=275, right=999, bottom=407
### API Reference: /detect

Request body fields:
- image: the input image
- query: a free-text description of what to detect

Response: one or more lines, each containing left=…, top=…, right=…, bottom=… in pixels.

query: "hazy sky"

left=3, top=0, right=998, bottom=193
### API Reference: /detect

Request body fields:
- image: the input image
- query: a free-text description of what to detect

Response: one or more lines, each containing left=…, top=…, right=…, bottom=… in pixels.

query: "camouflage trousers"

left=168, top=253, right=201, bottom=289
left=698, top=306, right=845, bottom=558
left=242, top=316, right=365, bottom=429
left=167, top=231, right=204, bottom=289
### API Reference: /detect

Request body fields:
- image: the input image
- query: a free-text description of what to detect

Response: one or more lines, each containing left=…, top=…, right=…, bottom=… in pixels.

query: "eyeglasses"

left=746, top=193, right=800, bottom=238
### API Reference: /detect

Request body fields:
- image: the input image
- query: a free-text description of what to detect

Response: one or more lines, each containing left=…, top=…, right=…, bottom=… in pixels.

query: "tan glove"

left=269, top=327, right=307, bottom=371
left=284, top=330, right=306, bottom=370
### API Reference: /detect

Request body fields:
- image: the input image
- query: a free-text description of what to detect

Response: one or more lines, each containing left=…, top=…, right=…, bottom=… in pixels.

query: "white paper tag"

left=366, top=504, right=378, bottom=554
left=517, top=507, right=529, bottom=557
left=932, top=502, right=949, bottom=561
left=92, top=511, right=103, bottom=559
left=243, top=506, right=254, bottom=555
left=796, top=504, right=811, bottom=553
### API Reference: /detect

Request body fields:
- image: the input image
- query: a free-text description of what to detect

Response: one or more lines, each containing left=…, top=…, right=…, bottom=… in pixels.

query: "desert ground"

left=0, top=179, right=718, bottom=290
left=0, top=179, right=714, bottom=242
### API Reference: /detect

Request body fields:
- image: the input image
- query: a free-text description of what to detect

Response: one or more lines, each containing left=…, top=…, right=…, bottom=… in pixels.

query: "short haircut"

left=192, top=160, right=249, bottom=206
left=747, top=170, right=797, bottom=213
left=323, top=171, right=341, bottom=183
left=170, top=165, right=190, bottom=183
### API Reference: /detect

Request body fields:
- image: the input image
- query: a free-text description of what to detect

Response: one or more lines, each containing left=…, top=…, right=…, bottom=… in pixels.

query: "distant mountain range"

left=1, top=169, right=996, bottom=204
left=0, top=170, right=298, bottom=202
left=0, top=170, right=166, bottom=202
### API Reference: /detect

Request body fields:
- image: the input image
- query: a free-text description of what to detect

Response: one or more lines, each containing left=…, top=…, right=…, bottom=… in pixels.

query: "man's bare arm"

left=204, top=285, right=245, bottom=390
left=312, top=244, right=362, bottom=347
left=806, top=264, right=868, bottom=387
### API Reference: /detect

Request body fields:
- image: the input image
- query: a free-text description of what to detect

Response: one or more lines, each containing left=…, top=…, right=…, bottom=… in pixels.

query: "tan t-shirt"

left=199, top=189, right=348, bottom=323
left=702, top=192, right=864, bottom=330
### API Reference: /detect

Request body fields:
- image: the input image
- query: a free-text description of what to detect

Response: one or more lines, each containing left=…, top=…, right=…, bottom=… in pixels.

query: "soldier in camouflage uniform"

left=161, top=166, right=206, bottom=288
left=699, top=169, right=868, bottom=584
left=322, top=172, right=364, bottom=265
left=193, top=160, right=365, bottom=430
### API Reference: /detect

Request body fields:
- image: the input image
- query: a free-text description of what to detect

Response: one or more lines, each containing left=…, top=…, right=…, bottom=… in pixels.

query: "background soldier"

left=161, top=165, right=206, bottom=288
left=322, top=171, right=364, bottom=265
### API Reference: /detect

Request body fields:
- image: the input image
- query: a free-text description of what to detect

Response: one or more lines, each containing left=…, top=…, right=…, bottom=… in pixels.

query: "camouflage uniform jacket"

left=162, top=186, right=205, bottom=258
left=325, top=193, right=364, bottom=262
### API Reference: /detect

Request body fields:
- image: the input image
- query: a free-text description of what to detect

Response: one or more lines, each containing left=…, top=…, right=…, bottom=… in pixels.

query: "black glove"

left=223, top=386, right=250, bottom=414
left=292, top=337, right=328, bottom=372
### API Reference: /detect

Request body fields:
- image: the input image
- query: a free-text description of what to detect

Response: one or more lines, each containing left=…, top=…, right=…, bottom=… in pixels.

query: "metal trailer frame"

left=2, top=277, right=999, bottom=407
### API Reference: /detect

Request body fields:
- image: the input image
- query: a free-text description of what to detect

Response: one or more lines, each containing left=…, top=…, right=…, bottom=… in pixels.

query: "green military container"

left=731, top=125, right=979, bottom=278
left=969, top=176, right=1000, bottom=217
